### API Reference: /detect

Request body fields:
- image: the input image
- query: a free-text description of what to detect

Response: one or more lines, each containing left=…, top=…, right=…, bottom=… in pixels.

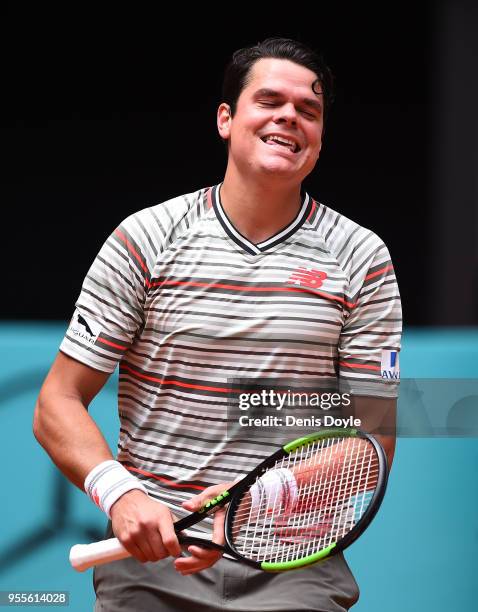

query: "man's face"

left=218, top=58, right=324, bottom=184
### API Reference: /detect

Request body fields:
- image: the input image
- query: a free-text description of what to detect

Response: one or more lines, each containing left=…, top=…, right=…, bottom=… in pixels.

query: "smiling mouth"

left=261, top=135, right=301, bottom=153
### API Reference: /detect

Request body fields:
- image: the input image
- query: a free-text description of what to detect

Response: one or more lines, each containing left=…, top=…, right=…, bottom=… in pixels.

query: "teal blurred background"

left=1, top=323, right=477, bottom=611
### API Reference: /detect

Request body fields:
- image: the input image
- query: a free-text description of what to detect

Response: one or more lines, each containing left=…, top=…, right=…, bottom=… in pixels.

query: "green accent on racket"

left=260, top=543, right=336, bottom=572
left=283, top=428, right=357, bottom=453
left=199, top=490, right=230, bottom=513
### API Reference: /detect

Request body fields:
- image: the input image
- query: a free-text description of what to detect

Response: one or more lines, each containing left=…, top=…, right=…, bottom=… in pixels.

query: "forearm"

left=349, top=395, right=397, bottom=472
left=374, top=433, right=395, bottom=471
left=34, top=382, right=184, bottom=565
left=33, top=392, right=112, bottom=490
left=293, top=436, right=374, bottom=489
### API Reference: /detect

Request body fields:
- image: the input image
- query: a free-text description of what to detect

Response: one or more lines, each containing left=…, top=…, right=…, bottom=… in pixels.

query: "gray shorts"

left=94, top=527, right=359, bottom=612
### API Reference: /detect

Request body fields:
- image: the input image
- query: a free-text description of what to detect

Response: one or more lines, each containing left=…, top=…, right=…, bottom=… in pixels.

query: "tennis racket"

left=70, top=428, right=388, bottom=572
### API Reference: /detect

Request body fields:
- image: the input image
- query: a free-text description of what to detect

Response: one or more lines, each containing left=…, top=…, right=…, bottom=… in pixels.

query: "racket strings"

left=231, top=470, right=378, bottom=521
left=231, top=437, right=378, bottom=563
left=232, top=457, right=378, bottom=521
left=232, top=462, right=380, bottom=516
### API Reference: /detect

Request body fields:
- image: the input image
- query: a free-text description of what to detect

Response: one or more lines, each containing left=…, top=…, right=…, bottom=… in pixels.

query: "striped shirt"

left=60, top=184, right=402, bottom=518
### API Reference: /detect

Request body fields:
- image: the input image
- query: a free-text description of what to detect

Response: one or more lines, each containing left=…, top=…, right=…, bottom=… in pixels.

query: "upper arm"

left=338, top=233, right=402, bottom=399
left=33, top=352, right=114, bottom=488
left=336, top=233, right=401, bottom=469
left=37, top=351, right=111, bottom=410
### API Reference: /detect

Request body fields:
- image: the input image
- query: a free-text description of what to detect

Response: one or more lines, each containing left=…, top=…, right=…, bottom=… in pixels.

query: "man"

left=34, top=38, right=401, bottom=611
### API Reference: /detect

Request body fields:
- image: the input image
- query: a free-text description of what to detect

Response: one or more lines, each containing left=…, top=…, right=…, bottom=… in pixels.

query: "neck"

left=220, top=168, right=303, bottom=244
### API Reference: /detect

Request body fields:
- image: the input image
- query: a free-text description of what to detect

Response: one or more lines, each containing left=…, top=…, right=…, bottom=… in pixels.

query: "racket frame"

left=220, top=428, right=388, bottom=571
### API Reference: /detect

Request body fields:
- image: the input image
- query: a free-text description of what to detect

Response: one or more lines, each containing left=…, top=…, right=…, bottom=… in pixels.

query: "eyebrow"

left=253, top=88, right=323, bottom=112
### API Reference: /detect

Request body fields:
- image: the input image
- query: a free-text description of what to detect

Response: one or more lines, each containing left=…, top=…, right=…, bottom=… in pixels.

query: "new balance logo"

left=288, top=267, right=328, bottom=289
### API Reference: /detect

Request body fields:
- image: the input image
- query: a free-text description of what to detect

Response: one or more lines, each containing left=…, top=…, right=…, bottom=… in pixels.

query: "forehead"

left=242, top=58, right=320, bottom=97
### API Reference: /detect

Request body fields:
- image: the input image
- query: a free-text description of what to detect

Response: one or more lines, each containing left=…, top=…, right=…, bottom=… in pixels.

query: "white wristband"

left=84, top=460, right=148, bottom=518
left=249, top=468, right=298, bottom=518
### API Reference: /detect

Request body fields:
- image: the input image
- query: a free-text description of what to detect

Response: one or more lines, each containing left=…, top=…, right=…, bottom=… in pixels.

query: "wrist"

left=110, top=488, right=148, bottom=517
left=249, top=468, right=297, bottom=517
left=84, top=460, right=148, bottom=518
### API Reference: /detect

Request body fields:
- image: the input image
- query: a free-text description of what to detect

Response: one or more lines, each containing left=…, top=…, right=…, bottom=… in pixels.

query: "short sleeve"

left=338, top=235, right=402, bottom=398
left=59, top=216, right=154, bottom=373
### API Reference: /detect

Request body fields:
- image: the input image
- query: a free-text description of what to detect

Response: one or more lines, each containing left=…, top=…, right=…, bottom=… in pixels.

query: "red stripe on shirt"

left=121, top=364, right=233, bottom=393
left=339, top=361, right=381, bottom=372
left=365, top=264, right=394, bottom=281
left=307, top=200, right=317, bottom=221
left=151, top=279, right=357, bottom=309
left=97, top=337, right=127, bottom=350
left=115, top=228, right=151, bottom=286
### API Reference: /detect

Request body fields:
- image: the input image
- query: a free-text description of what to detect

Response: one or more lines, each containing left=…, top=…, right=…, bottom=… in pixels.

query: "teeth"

left=263, top=135, right=298, bottom=152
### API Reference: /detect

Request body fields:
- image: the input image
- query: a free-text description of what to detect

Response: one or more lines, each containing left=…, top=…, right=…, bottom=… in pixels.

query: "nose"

left=273, top=102, right=298, bottom=126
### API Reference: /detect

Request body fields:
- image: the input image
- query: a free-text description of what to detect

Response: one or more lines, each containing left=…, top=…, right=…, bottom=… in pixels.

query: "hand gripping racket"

left=70, top=428, right=388, bottom=572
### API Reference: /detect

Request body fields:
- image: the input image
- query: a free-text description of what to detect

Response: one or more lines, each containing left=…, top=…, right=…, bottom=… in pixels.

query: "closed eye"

left=299, top=108, right=319, bottom=120
left=259, top=101, right=318, bottom=119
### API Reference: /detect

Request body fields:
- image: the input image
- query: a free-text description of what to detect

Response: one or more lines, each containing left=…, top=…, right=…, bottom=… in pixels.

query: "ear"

left=217, top=103, right=232, bottom=140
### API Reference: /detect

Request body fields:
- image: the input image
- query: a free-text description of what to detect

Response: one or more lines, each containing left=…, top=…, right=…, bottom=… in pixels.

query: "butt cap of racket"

left=70, top=538, right=129, bottom=572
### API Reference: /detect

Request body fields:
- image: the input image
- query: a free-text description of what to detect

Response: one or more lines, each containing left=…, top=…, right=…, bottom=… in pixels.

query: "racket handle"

left=177, top=534, right=224, bottom=552
left=69, top=532, right=223, bottom=572
left=69, top=538, right=130, bottom=572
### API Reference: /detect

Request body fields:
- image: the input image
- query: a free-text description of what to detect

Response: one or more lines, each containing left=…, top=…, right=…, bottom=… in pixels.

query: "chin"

left=256, top=156, right=298, bottom=174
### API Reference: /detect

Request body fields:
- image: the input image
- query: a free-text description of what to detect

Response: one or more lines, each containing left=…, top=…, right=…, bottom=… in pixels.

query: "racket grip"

left=69, top=538, right=130, bottom=572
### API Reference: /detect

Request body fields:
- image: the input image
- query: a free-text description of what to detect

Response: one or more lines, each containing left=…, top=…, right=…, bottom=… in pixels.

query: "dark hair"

left=222, top=37, right=335, bottom=122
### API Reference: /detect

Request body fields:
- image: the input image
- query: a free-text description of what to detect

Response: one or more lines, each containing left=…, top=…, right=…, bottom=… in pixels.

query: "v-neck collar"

left=211, top=183, right=312, bottom=256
